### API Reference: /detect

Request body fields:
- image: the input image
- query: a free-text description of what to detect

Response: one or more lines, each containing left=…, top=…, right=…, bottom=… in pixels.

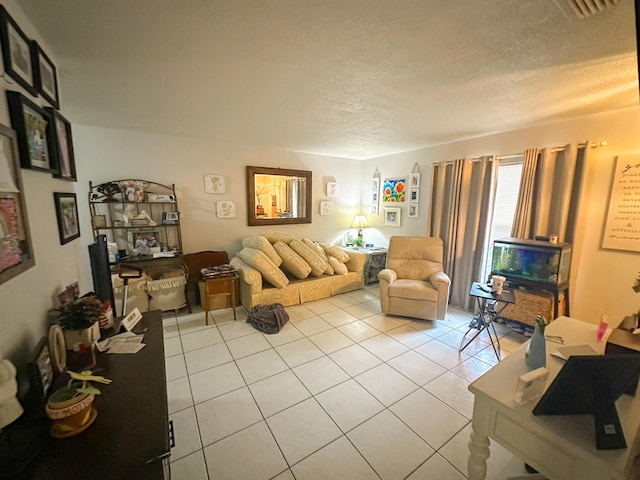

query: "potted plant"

left=50, top=294, right=104, bottom=350
left=45, top=370, right=111, bottom=438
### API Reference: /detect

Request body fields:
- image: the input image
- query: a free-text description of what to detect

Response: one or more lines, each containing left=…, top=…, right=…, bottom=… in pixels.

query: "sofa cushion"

left=328, top=256, right=348, bottom=275
left=273, top=241, right=311, bottom=279
left=242, top=235, right=282, bottom=266
left=238, top=247, right=289, bottom=288
left=262, top=231, right=296, bottom=244
left=320, top=244, right=350, bottom=263
left=289, top=239, right=326, bottom=277
left=302, top=238, right=334, bottom=275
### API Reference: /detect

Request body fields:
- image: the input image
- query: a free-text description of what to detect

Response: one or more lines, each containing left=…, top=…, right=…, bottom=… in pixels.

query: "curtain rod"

left=434, top=141, right=606, bottom=167
left=496, top=141, right=606, bottom=161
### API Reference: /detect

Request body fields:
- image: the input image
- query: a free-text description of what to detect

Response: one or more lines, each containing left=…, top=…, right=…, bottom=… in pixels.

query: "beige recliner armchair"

left=378, top=236, right=451, bottom=321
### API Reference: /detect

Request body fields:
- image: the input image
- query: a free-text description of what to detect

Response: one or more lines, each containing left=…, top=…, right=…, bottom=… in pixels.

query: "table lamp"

left=350, top=215, right=369, bottom=245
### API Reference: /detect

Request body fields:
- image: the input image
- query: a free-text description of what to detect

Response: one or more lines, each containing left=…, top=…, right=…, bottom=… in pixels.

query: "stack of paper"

left=97, top=331, right=146, bottom=354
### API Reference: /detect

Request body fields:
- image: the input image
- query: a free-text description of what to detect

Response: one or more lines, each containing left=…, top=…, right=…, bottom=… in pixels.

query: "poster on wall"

left=382, top=178, right=406, bottom=202
left=602, top=155, right=640, bottom=252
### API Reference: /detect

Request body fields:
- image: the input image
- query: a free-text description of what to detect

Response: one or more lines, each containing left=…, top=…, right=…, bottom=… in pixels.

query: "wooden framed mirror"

left=246, top=166, right=312, bottom=226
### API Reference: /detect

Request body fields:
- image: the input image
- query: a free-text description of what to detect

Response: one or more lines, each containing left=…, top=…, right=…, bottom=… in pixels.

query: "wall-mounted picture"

left=32, top=42, right=59, bottom=108
left=6, top=91, right=53, bottom=172
left=384, top=207, right=402, bottom=227
left=409, top=188, right=419, bottom=202
left=0, top=7, right=36, bottom=95
left=327, top=181, right=339, bottom=198
left=408, top=203, right=419, bottom=218
left=382, top=178, right=406, bottom=203
left=0, top=122, right=34, bottom=285
left=162, top=211, right=180, bottom=224
left=204, top=174, right=225, bottom=193
left=54, top=192, right=80, bottom=244
left=372, top=177, right=379, bottom=191
left=410, top=172, right=420, bottom=188
left=216, top=200, right=236, bottom=219
left=46, top=108, right=76, bottom=181
left=371, top=203, right=379, bottom=215
left=372, top=191, right=378, bottom=203
left=320, top=200, right=332, bottom=216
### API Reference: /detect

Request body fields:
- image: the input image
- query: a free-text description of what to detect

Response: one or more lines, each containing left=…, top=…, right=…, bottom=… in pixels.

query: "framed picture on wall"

left=46, top=108, right=76, bottom=181
left=409, top=189, right=419, bottom=202
left=53, top=192, right=80, bottom=244
left=216, top=200, right=236, bottom=219
left=410, top=172, right=420, bottom=188
left=408, top=203, right=419, bottom=218
left=0, top=6, right=36, bottom=95
left=204, top=174, right=225, bottom=193
left=32, top=42, right=59, bottom=108
left=384, top=207, right=402, bottom=227
left=6, top=91, right=54, bottom=172
left=320, top=200, right=332, bottom=216
left=0, top=122, right=35, bottom=285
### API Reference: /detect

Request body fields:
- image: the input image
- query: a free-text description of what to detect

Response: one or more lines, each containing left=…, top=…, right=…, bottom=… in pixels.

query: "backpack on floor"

left=246, top=303, right=289, bottom=334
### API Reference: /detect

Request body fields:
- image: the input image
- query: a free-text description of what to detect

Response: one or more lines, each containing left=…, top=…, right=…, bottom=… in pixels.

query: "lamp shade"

left=350, top=215, right=369, bottom=229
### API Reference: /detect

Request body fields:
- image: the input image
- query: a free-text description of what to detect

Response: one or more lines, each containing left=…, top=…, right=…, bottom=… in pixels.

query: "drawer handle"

left=169, top=420, right=176, bottom=448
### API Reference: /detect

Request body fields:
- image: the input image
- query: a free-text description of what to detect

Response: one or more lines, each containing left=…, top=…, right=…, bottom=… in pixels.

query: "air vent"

left=555, top=0, right=623, bottom=19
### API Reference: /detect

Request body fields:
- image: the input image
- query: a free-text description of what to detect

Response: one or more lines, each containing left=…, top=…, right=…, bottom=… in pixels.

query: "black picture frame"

left=0, top=6, right=36, bottom=95
left=54, top=192, right=80, bottom=244
left=31, top=41, right=60, bottom=109
left=162, top=211, right=180, bottom=224
left=6, top=90, right=54, bottom=172
left=0, top=122, right=35, bottom=285
left=46, top=108, right=77, bottom=181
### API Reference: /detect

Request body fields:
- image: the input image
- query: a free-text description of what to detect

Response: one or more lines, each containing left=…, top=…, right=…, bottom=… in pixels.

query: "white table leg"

left=468, top=427, right=490, bottom=480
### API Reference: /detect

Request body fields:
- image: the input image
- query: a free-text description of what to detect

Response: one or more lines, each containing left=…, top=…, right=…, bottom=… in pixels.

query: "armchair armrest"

left=378, top=268, right=397, bottom=284
left=429, top=271, right=451, bottom=289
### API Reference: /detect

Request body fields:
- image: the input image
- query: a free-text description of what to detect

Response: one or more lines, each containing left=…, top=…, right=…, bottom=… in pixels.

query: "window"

left=480, top=160, right=523, bottom=281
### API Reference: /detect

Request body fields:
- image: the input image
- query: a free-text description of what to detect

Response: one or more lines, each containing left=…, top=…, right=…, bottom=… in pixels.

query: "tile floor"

left=163, top=285, right=539, bottom=480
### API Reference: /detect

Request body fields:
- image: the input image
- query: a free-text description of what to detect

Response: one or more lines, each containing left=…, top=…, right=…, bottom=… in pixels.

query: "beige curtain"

left=428, top=156, right=497, bottom=310
left=511, top=143, right=587, bottom=243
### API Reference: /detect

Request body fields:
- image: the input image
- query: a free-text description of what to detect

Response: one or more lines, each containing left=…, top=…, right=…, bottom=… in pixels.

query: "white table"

left=467, top=316, right=640, bottom=480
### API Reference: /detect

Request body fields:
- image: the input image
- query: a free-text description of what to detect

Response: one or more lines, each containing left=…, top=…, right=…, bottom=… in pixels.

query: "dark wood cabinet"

left=14, top=311, right=171, bottom=479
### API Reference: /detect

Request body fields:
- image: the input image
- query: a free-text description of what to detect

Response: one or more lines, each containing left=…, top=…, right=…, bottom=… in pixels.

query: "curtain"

left=511, top=143, right=587, bottom=243
left=428, top=156, right=497, bottom=310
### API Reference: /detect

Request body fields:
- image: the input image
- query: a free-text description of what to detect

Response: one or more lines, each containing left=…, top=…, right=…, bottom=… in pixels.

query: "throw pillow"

left=261, top=231, right=296, bottom=244
left=242, top=235, right=282, bottom=266
left=237, top=247, right=289, bottom=288
left=289, top=239, right=326, bottom=276
left=328, top=256, right=348, bottom=275
left=273, top=241, right=311, bottom=279
left=320, top=244, right=350, bottom=263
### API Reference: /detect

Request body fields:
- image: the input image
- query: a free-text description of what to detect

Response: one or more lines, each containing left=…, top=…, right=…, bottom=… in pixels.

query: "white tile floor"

left=163, top=285, right=540, bottom=480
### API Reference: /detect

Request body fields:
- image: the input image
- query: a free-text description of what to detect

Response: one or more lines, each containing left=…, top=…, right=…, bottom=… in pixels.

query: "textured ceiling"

left=16, top=0, right=639, bottom=159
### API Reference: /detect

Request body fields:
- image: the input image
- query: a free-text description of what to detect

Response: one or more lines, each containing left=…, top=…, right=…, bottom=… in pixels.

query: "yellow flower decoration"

left=67, top=370, right=112, bottom=396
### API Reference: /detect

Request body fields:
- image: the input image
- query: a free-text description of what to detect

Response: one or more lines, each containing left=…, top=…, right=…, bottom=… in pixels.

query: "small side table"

left=345, top=247, right=388, bottom=285
left=460, top=282, right=516, bottom=360
left=202, top=274, right=237, bottom=324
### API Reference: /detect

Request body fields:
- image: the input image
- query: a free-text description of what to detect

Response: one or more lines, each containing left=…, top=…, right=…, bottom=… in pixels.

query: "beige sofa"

left=230, top=233, right=366, bottom=310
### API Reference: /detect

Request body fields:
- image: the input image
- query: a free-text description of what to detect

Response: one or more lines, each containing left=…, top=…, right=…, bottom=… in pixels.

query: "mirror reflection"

left=246, top=166, right=312, bottom=226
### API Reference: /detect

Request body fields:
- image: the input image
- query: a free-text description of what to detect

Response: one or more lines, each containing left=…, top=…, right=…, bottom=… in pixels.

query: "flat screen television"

left=88, top=234, right=115, bottom=315
left=533, top=354, right=640, bottom=450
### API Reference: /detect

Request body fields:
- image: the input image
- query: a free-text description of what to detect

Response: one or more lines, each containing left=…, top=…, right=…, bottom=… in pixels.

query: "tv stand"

left=594, top=377, right=627, bottom=450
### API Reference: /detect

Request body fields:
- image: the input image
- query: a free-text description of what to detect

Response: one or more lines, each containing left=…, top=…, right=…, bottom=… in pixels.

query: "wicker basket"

left=499, top=289, right=566, bottom=326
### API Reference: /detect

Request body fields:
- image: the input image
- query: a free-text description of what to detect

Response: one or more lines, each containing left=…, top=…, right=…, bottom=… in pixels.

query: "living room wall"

left=0, top=1, right=86, bottom=364
left=361, top=106, right=640, bottom=326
